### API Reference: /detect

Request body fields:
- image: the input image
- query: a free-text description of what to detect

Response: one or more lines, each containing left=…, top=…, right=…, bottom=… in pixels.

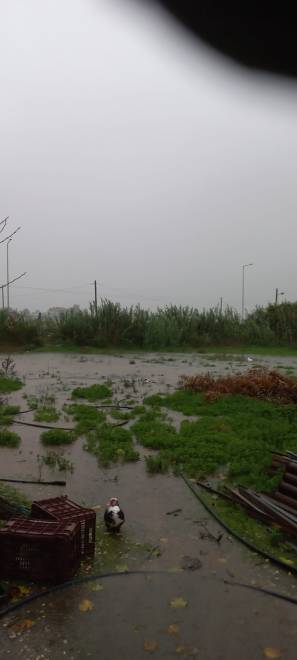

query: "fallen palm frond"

left=180, top=368, right=297, bottom=404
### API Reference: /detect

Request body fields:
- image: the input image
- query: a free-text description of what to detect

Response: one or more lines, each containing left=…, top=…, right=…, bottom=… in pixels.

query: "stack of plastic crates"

left=0, top=518, right=81, bottom=583
left=31, top=496, right=96, bottom=558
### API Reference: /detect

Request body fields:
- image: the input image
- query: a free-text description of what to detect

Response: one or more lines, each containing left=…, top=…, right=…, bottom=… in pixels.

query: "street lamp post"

left=6, top=238, right=12, bottom=310
left=241, top=263, right=253, bottom=321
left=275, top=288, right=285, bottom=305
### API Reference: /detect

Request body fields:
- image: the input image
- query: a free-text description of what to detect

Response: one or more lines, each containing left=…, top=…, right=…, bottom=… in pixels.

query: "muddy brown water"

left=2, top=351, right=297, bottom=658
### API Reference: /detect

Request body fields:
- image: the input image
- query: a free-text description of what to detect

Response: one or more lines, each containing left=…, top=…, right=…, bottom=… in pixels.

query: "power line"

left=14, top=285, right=91, bottom=294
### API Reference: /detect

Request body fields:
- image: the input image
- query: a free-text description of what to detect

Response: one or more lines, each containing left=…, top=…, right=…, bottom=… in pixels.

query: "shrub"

left=71, top=384, right=112, bottom=401
left=0, top=429, right=21, bottom=447
left=40, top=429, right=75, bottom=445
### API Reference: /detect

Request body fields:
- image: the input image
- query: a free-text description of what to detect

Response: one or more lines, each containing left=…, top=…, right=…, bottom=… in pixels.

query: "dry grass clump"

left=180, top=368, right=297, bottom=404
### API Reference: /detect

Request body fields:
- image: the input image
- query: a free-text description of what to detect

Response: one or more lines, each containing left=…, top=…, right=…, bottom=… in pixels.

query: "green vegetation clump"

left=140, top=390, right=297, bottom=490
left=28, top=392, right=60, bottom=423
left=204, top=494, right=297, bottom=565
left=84, top=423, right=139, bottom=467
left=110, top=409, right=133, bottom=421
left=0, top=376, right=23, bottom=393
left=38, top=451, right=74, bottom=473
left=64, top=403, right=106, bottom=434
left=145, top=454, right=170, bottom=474
left=0, top=310, right=41, bottom=347
left=71, top=383, right=112, bottom=401
left=0, top=429, right=21, bottom=447
left=40, top=429, right=75, bottom=445
left=0, top=483, right=30, bottom=510
left=35, top=408, right=60, bottom=423
left=0, top=404, right=20, bottom=425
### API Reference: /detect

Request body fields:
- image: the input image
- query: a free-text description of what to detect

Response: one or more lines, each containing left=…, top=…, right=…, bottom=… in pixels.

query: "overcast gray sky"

left=1, top=0, right=297, bottom=313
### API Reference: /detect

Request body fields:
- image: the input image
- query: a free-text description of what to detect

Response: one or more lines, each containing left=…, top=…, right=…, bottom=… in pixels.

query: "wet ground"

left=1, top=351, right=297, bottom=658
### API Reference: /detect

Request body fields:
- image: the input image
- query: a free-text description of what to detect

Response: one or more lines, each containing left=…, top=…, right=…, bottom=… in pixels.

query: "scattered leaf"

left=144, top=639, right=159, bottom=652
left=160, top=538, right=168, bottom=543
left=79, top=599, right=94, bottom=612
left=168, top=624, right=180, bottom=635
left=168, top=567, right=184, bottom=574
left=170, top=597, right=188, bottom=609
left=217, top=558, right=227, bottom=564
left=263, top=648, right=282, bottom=659
left=11, top=584, right=33, bottom=602
left=176, top=645, right=198, bottom=656
left=12, top=619, right=35, bottom=632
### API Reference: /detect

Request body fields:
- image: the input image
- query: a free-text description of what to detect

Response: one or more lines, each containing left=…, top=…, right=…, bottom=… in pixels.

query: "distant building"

left=47, top=307, right=68, bottom=320
left=46, top=305, right=81, bottom=320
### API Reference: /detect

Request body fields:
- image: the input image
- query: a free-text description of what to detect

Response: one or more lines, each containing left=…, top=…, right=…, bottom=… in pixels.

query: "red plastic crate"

left=0, top=518, right=81, bottom=584
left=31, top=496, right=96, bottom=557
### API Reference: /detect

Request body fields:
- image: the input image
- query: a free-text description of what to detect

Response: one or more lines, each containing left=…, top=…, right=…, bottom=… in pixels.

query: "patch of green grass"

left=130, top=405, right=146, bottom=416
left=0, top=429, right=21, bottom=447
left=141, top=390, right=297, bottom=489
left=0, top=483, right=30, bottom=510
left=40, top=429, right=75, bottom=446
left=26, top=395, right=38, bottom=409
left=30, top=392, right=60, bottom=423
left=71, top=383, right=113, bottom=401
left=0, top=376, right=23, bottom=393
left=198, top=345, right=297, bottom=357
left=84, top=423, right=139, bottom=467
left=35, top=408, right=60, bottom=423
left=64, top=403, right=106, bottom=434
left=145, top=454, right=170, bottom=474
left=206, top=494, right=297, bottom=566
left=110, top=409, right=133, bottom=421
left=0, top=404, right=20, bottom=426
left=132, top=418, right=177, bottom=451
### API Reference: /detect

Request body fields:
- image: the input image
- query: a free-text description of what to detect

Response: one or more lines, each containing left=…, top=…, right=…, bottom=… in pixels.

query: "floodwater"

left=2, top=351, right=297, bottom=658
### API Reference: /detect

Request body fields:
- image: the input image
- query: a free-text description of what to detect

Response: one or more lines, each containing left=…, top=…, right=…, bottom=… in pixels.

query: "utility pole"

left=220, top=297, right=223, bottom=315
left=275, top=288, right=278, bottom=305
left=1, top=272, right=27, bottom=308
left=241, top=263, right=253, bottom=321
left=94, top=280, right=98, bottom=316
left=6, top=238, right=12, bottom=310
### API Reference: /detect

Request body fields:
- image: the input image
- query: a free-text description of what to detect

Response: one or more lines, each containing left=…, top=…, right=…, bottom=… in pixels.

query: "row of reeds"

left=1, top=300, right=297, bottom=349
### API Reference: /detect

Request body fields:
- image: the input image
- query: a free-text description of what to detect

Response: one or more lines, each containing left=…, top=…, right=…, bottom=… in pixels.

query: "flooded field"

left=3, top=350, right=297, bottom=507
left=2, top=351, right=297, bottom=659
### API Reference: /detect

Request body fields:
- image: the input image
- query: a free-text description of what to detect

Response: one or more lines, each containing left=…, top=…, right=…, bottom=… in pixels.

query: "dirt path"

left=1, top=352, right=297, bottom=658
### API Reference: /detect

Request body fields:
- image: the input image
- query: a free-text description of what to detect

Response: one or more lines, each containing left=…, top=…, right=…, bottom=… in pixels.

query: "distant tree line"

left=0, top=300, right=297, bottom=349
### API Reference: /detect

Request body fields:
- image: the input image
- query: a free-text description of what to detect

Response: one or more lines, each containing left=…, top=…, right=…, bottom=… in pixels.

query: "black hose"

left=13, top=409, right=36, bottom=415
left=12, top=419, right=127, bottom=431
left=94, top=405, right=134, bottom=410
left=0, top=478, right=66, bottom=486
left=13, top=420, right=73, bottom=431
left=181, top=474, right=297, bottom=578
left=223, top=578, right=297, bottom=606
left=1, top=570, right=297, bottom=621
